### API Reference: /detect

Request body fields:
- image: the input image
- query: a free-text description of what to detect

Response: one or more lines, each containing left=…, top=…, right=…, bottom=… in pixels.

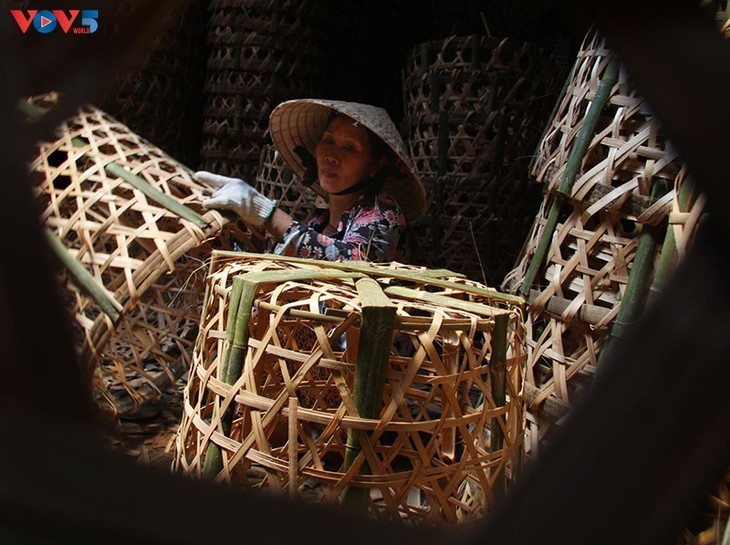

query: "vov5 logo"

left=10, top=10, right=99, bottom=34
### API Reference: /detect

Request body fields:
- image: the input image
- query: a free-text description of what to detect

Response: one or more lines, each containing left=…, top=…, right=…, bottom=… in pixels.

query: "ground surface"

left=102, top=377, right=187, bottom=470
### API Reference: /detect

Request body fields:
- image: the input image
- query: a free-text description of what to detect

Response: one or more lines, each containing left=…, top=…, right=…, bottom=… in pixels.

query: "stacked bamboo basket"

left=500, top=29, right=704, bottom=453
left=29, top=100, right=260, bottom=415
left=98, top=0, right=208, bottom=168
left=402, top=34, right=558, bottom=286
left=254, top=143, right=328, bottom=223
left=200, top=0, right=322, bottom=181
left=174, top=252, right=526, bottom=525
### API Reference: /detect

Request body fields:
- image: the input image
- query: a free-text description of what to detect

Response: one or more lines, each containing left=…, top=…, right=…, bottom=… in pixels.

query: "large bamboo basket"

left=98, top=0, right=208, bottom=168
left=500, top=30, right=698, bottom=453
left=403, top=34, right=557, bottom=286
left=199, top=0, right=322, bottom=180
left=30, top=103, right=261, bottom=415
left=174, top=252, right=526, bottom=525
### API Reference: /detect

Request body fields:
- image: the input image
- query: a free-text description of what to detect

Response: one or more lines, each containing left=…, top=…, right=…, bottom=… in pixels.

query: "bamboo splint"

left=30, top=102, right=260, bottom=415
left=501, top=30, right=701, bottom=454
left=174, top=252, right=526, bottom=525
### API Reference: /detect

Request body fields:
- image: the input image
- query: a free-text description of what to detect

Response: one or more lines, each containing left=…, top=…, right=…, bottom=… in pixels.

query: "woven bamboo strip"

left=174, top=252, right=525, bottom=525
left=254, top=143, right=327, bottom=223
left=500, top=29, right=693, bottom=455
left=403, top=34, right=558, bottom=285
left=98, top=0, right=208, bottom=167
left=201, top=0, right=322, bottom=179
left=31, top=104, right=260, bottom=415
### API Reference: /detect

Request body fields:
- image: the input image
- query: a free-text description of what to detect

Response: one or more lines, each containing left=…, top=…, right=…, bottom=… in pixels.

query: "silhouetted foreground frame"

left=2, top=1, right=730, bottom=544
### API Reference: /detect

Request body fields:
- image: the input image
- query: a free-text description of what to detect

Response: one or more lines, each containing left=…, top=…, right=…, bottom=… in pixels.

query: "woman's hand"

left=195, top=171, right=276, bottom=228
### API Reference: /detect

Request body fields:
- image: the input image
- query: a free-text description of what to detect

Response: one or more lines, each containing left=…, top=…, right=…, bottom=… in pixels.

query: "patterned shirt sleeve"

left=273, top=194, right=405, bottom=262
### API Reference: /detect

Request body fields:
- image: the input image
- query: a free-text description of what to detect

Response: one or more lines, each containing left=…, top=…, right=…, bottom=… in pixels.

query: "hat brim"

left=269, top=99, right=426, bottom=223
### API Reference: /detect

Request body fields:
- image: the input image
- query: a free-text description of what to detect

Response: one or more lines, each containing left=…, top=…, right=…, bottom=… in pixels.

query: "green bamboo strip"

left=103, top=162, right=210, bottom=229
left=489, top=313, right=509, bottom=503
left=217, top=251, right=525, bottom=305
left=17, top=99, right=45, bottom=120
left=649, top=175, right=696, bottom=301
left=45, top=230, right=122, bottom=323
left=202, top=277, right=257, bottom=479
left=60, top=134, right=210, bottom=229
left=596, top=180, right=670, bottom=371
left=520, top=56, right=620, bottom=296
left=241, top=269, right=364, bottom=285
left=383, top=285, right=510, bottom=317
left=341, top=278, right=397, bottom=510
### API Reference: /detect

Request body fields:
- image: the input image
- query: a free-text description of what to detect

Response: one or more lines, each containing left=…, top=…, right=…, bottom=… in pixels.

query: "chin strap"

left=331, top=165, right=406, bottom=196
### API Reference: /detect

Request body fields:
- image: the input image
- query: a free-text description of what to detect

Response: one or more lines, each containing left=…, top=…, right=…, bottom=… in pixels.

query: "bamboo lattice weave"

left=98, top=0, right=208, bottom=167
left=31, top=104, right=260, bottom=414
left=199, top=0, right=322, bottom=179
left=501, top=30, right=692, bottom=454
left=175, top=253, right=525, bottom=525
left=255, top=143, right=327, bottom=223
left=403, top=35, right=557, bottom=286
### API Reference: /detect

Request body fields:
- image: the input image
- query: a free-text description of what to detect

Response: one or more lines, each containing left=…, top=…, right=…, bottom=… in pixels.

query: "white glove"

left=195, top=171, right=276, bottom=228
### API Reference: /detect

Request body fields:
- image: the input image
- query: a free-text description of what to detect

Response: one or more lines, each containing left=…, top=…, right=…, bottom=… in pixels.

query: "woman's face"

left=315, top=114, right=385, bottom=194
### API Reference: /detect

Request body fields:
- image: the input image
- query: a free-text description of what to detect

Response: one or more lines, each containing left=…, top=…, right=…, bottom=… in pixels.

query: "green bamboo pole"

left=384, top=285, right=509, bottom=317
left=202, top=269, right=370, bottom=480
left=45, top=230, right=122, bottom=323
left=20, top=101, right=210, bottom=230
left=217, top=250, right=525, bottom=305
left=202, top=277, right=257, bottom=479
left=520, top=56, right=620, bottom=297
left=596, top=180, right=670, bottom=371
left=103, top=162, right=210, bottom=230
left=341, top=278, right=397, bottom=510
left=649, top=175, right=697, bottom=302
left=489, top=313, right=510, bottom=503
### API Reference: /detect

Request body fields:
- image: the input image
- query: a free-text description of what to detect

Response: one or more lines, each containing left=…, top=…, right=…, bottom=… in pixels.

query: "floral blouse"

left=273, top=193, right=405, bottom=262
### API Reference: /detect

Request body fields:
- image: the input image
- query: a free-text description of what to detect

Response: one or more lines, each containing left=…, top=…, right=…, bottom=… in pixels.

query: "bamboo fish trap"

left=501, top=29, right=700, bottom=453
left=30, top=102, right=260, bottom=415
left=174, top=252, right=526, bottom=525
left=199, top=0, right=322, bottom=179
left=402, top=34, right=558, bottom=286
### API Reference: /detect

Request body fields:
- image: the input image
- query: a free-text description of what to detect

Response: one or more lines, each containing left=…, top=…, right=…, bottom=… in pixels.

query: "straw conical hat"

left=269, top=99, right=426, bottom=223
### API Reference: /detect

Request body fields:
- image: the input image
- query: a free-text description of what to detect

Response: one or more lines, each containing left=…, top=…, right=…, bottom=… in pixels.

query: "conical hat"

left=269, top=99, right=426, bottom=223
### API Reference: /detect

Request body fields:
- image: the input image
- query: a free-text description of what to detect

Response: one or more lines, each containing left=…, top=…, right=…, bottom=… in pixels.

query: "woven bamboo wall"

left=500, top=29, right=704, bottom=453
left=98, top=0, right=208, bottom=168
left=402, top=34, right=558, bottom=286
left=30, top=103, right=261, bottom=415
left=175, top=252, right=526, bottom=525
left=199, top=0, right=323, bottom=181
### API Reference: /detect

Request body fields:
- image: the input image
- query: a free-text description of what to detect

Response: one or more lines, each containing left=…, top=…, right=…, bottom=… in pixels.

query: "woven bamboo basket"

left=254, top=143, right=327, bottom=223
left=500, top=29, right=698, bottom=453
left=174, top=252, right=525, bottom=525
left=98, top=0, right=208, bottom=168
left=403, top=35, right=555, bottom=286
left=200, top=0, right=322, bottom=180
left=30, top=103, right=261, bottom=415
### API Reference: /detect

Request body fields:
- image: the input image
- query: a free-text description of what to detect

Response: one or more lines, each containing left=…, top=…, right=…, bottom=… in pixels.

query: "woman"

left=196, top=99, right=425, bottom=262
